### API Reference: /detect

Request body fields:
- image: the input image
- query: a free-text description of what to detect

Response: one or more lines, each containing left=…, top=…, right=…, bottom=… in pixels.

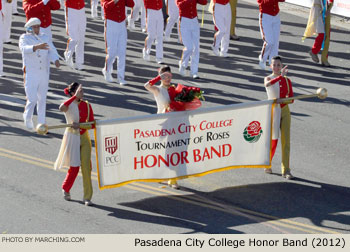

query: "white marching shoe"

left=178, top=61, right=185, bottom=76
left=102, top=68, right=114, bottom=83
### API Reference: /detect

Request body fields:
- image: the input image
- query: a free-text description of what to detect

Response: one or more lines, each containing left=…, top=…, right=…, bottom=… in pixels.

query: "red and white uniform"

left=19, top=30, right=60, bottom=126
left=128, top=0, right=146, bottom=31
left=176, top=0, right=207, bottom=76
left=0, top=1, right=4, bottom=76
left=143, top=0, right=164, bottom=62
left=257, top=0, right=284, bottom=65
left=102, top=0, right=134, bottom=82
left=23, top=0, right=61, bottom=41
left=310, top=0, right=333, bottom=55
left=212, top=0, right=231, bottom=57
left=2, top=0, right=13, bottom=43
left=164, top=0, right=180, bottom=41
left=64, top=0, right=86, bottom=69
left=265, top=75, right=293, bottom=140
left=265, top=74, right=294, bottom=173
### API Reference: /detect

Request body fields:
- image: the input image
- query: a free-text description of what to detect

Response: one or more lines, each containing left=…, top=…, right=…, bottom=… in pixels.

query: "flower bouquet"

left=168, top=84, right=204, bottom=111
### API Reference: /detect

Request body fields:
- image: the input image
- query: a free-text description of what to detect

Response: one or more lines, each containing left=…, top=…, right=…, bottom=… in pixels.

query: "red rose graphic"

left=247, top=121, right=262, bottom=137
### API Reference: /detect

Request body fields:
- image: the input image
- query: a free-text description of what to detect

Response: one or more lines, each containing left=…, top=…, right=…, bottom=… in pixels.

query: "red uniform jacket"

left=0, top=1, right=2, bottom=11
left=176, top=0, right=208, bottom=19
left=78, top=101, right=95, bottom=135
left=257, top=0, right=284, bottom=16
left=275, top=76, right=294, bottom=108
left=101, top=0, right=135, bottom=23
left=143, top=0, right=162, bottom=10
left=214, top=0, right=229, bottom=5
left=23, top=0, right=61, bottom=28
left=65, top=0, right=85, bottom=10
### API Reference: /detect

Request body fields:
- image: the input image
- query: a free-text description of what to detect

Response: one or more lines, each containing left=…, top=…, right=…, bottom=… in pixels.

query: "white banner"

left=95, top=100, right=275, bottom=189
left=286, top=0, right=350, bottom=17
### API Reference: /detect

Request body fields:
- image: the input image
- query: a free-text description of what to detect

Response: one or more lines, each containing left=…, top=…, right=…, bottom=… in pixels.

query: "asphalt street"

left=0, top=0, right=349, bottom=234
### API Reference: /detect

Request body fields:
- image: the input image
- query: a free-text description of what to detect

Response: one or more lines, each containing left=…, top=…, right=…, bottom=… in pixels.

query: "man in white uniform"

left=19, top=18, right=60, bottom=130
left=176, top=0, right=207, bottom=79
left=101, top=0, right=134, bottom=85
left=63, top=0, right=87, bottom=70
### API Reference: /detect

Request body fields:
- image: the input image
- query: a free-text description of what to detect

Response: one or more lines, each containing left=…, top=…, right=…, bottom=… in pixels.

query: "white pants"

left=0, top=14, right=3, bottom=75
left=213, top=3, right=231, bottom=54
left=91, top=0, right=104, bottom=19
left=2, top=1, right=13, bottom=42
left=164, top=0, right=179, bottom=39
left=259, top=13, right=280, bottom=64
left=12, top=0, right=18, bottom=13
left=23, top=69, right=50, bottom=125
left=128, top=0, right=146, bottom=29
left=40, top=26, right=53, bottom=42
left=179, top=17, right=200, bottom=75
left=145, top=9, right=163, bottom=60
left=104, top=19, right=127, bottom=80
left=65, top=7, right=86, bottom=66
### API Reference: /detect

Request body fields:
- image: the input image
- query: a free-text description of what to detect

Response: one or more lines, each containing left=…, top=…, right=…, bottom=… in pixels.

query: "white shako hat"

left=24, top=18, right=41, bottom=28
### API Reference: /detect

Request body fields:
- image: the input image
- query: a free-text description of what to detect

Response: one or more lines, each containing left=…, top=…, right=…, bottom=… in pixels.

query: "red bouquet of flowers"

left=168, top=84, right=204, bottom=111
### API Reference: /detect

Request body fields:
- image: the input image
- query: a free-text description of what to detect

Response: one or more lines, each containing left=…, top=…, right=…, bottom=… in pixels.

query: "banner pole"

left=278, top=88, right=327, bottom=103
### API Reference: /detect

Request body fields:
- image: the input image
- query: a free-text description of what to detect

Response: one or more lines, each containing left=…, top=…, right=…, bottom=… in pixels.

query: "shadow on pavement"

left=90, top=178, right=350, bottom=233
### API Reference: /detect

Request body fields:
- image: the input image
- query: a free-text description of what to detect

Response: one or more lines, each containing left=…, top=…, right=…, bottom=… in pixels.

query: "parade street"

left=0, top=0, right=349, bottom=234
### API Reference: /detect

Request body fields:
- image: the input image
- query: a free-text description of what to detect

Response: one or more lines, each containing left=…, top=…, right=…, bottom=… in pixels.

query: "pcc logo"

left=104, top=135, right=121, bottom=166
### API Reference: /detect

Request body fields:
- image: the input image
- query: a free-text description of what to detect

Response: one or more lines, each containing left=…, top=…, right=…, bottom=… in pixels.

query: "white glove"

left=42, top=0, right=50, bottom=5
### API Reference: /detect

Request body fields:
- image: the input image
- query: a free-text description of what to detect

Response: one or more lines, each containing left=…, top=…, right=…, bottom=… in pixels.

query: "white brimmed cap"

left=24, top=18, right=41, bottom=28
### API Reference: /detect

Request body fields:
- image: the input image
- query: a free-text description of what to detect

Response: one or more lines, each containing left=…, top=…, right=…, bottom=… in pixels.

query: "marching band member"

left=55, top=82, right=95, bottom=206
left=2, top=0, right=13, bottom=44
left=63, top=0, right=87, bottom=70
left=257, top=0, right=284, bottom=70
left=144, top=65, right=179, bottom=189
left=211, top=0, right=231, bottom=57
left=304, top=0, right=334, bottom=67
left=127, top=0, right=146, bottom=31
left=264, top=56, right=294, bottom=179
left=164, top=0, right=180, bottom=42
left=143, top=0, right=164, bottom=64
left=19, top=18, right=60, bottom=129
left=176, top=0, right=207, bottom=79
left=101, top=0, right=134, bottom=85
left=23, top=0, right=61, bottom=41
left=0, top=0, right=4, bottom=77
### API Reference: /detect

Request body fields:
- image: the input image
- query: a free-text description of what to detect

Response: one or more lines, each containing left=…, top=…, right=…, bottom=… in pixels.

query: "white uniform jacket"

left=19, top=32, right=59, bottom=74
